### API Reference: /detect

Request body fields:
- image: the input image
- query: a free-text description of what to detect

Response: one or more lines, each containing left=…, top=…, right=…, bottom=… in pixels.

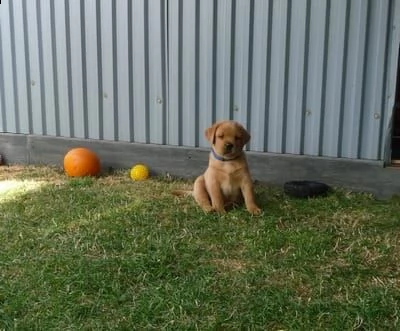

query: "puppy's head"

left=205, top=121, right=250, bottom=158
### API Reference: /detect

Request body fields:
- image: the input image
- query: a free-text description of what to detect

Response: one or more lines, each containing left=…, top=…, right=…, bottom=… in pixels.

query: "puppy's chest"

left=220, top=179, right=240, bottom=199
left=207, top=161, right=246, bottom=200
left=219, top=172, right=242, bottom=200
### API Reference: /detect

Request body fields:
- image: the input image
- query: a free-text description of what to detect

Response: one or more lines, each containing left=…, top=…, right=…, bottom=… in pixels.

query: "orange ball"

left=64, top=147, right=100, bottom=177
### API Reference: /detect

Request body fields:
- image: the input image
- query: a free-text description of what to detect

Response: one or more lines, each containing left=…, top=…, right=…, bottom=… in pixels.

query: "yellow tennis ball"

left=130, top=164, right=150, bottom=181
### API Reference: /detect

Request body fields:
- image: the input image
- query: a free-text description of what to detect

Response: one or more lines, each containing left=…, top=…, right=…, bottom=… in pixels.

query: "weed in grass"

left=0, top=166, right=399, bottom=329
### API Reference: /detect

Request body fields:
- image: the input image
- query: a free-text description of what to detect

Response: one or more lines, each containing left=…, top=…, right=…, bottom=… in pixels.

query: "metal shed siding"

left=0, top=0, right=399, bottom=161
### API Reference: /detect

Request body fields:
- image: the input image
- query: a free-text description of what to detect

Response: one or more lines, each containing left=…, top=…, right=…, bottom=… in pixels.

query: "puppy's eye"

left=217, top=134, right=224, bottom=139
left=235, top=136, right=241, bottom=141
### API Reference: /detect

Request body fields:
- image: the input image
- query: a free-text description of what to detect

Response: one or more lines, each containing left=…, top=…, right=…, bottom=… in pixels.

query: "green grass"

left=0, top=165, right=399, bottom=330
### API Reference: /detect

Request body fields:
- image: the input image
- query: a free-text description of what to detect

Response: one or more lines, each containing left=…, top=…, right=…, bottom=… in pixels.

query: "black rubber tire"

left=283, top=181, right=330, bottom=198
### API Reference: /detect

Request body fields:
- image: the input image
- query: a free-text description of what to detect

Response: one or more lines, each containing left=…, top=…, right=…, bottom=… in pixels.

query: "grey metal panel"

left=232, top=0, right=251, bottom=130
left=321, top=0, right=347, bottom=158
left=198, top=0, right=215, bottom=147
left=148, top=0, right=166, bottom=145
left=100, top=0, right=115, bottom=141
left=12, top=0, right=30, bottom=134
left=0, top=29, right=3, bottom=133
left=360, top=0, right=391, bottom=160
left=215, top=0, right=233, bottom=121
left=116, top=0, right=131, bottom=142
left=53, top=0, right=71, bottom=137
left=68, top=0, right=85, bottom=139
left=167, top=0, right=180, bottom=146
left=340, top=0, right=367, bottom=159
left=169, top=0, right=207, bottom=147
left=249, top=0, right=270, bottom=152
left=0, top=0, right=399, bottom=162
left=40, top=0, right=57, bottom=136
left=84, top=0, right=100, bottom=140
left=0, top=14, right=4, bottom=133
left=304, top=0, right=327, bottom=156
left=285, top=0, right=307, bottom=155
left=181, top=0, right=197, bottom=147
left=26, top=0, right=44, bottom=135
left=232, top=0, right=248, bottom=125
left=267, top=0, right=288, bottom=154
left=132, top=0, right=148, bottom=143
left=0, top=1, right=16, bottom=133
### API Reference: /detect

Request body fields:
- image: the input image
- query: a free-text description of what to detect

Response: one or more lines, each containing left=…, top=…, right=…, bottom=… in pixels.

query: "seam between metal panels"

left=96, top=1, right=104, bottom=140
left=263, top=0, right=273, bottom=152
left=338, top=0, right=351, bottom=158
left=164, top=0, right=169, bottom=144
left=358, top=0, right=372, bottom=159
left=160, top=0, right=167, bottom=145
left=194, top=0, right=200, bottom=147
left=246, top=0, right=255, bottom=151
left=112, top=0, right=119, bottom=141
left=144, top=0, right=150, bottom=144
left=282, top=0, right=292, bottom=154
left=211, top=0, right=218, bottom=124
left=228, top=0, right=236, bottom=121
left=379, top=0, right=395, bottom=160
left=385, top=44, right=400, bottom=164
left=318, top=0, right=331, bottom=156
left=300, top=0, right=311, bottom=155
left=50, top=0, right=60, bottom=136
left=0, top=18, right=6, bottom=131
left=22, top=0, right=33, bottom=133
left=177, top=0, right=183, bottom=145
left=9, top=2, right=20, bottom=133
left=65, top=0, right=74, bottom=137
left=80, top=0, right=88, bottom=139
left=128, top=0, right=134, bottom=142
left=37, top=0, right=47, bottom=135
left=383, top=0, right=398, bottom=163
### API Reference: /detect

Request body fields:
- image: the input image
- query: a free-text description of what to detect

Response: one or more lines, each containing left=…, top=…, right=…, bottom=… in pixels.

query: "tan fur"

left=176, top=120, right=261, bottom=215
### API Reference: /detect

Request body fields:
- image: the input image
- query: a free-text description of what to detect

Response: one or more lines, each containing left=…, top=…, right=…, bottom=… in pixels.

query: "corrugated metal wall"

left=0, top=0, right=399, bottom=161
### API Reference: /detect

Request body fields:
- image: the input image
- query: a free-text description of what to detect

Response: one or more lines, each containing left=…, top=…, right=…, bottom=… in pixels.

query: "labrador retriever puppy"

left=174, top=120, right=261, bottom=215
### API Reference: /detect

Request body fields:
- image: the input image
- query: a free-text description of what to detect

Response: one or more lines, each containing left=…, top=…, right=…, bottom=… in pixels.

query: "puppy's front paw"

left=248, top=205, right=262, bottom=216
left=213, top=204, right=226, bottom=214
left=202, top=205, right=214, bottom=213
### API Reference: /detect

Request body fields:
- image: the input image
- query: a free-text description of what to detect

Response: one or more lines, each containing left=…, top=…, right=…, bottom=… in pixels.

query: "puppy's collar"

left=211, top=148, right=241, bottom=162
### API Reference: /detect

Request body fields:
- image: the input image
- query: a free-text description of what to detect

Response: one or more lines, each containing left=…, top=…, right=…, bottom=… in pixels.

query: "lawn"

left=0, top=165, right=399, bottom=330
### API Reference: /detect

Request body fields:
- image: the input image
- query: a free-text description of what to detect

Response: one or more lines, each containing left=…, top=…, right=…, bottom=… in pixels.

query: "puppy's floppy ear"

left=205, top=122, right=220, bottom=144
left=240, top=125, right=251, bottom=145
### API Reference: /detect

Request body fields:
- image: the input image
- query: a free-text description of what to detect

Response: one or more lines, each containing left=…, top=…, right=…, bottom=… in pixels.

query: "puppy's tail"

left=171, top=190, right=193, bottom=197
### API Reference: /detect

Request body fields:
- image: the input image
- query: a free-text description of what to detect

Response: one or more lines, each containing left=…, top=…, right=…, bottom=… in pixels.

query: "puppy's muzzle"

left=224, top=143, right=234, bottom=153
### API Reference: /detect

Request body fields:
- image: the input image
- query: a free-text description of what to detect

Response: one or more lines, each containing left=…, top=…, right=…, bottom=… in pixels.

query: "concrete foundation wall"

left=1, top=133, right=399, bottom=199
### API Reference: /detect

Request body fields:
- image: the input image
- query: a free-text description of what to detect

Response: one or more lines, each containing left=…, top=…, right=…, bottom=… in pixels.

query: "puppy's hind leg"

left=193, top=175, right=214, bottom=213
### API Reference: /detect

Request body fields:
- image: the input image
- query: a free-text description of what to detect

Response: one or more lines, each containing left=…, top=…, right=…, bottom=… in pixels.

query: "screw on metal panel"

left=103, top=92, right=108, bottom=99
left=156, top=97, right=163, bottom=104
left=374, top=113, right=380, bottom=119
left=31, top=80, right=36, bottom=86
left=306, top=110, right=312, bottom=116
left=234, top=105, right=239, bottom=112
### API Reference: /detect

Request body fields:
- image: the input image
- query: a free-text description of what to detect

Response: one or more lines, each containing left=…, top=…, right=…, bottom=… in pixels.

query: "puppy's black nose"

left=224, top=143, right=234, bottom=152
